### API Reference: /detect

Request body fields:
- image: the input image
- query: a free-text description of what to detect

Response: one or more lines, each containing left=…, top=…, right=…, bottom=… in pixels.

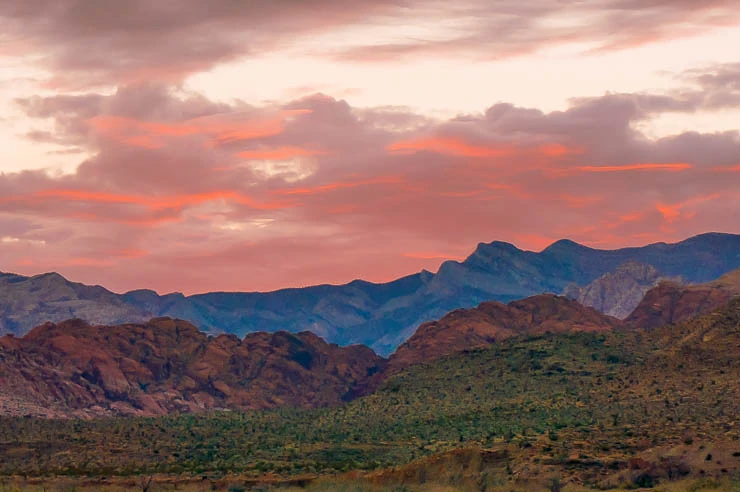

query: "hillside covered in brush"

left=3, top=297, right=740, bottom=489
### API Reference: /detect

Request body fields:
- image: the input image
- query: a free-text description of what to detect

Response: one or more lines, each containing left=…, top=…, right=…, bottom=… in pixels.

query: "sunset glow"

left=1, top=1, right=739, bottom=294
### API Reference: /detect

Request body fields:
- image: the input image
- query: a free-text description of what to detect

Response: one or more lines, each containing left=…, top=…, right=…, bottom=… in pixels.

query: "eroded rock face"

left=563, top=261, right=677, bottom=319
left=389, top=294, right=622, bottom=370
left=624, top=268, right=740, bottom=330
left=0, top=318, right=383, bottom=418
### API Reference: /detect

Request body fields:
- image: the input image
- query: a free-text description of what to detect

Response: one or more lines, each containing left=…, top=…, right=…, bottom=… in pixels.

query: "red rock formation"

left=625, top=269, right=740, bottom=330
left=389, top=294, right=621, bottom=370
left=0, top=318, right=382, bottom=418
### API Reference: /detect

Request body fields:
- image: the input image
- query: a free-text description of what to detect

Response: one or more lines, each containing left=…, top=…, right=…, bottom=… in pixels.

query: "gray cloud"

left=0, top=0, right=407, bottom=87
left=2, top=0, right=739, bottom=88
left=327, top=0, right=740, bottom=62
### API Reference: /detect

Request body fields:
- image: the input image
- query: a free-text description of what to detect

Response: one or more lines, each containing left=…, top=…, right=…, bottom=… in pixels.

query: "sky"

left=1, top=0, right=740, bottom=295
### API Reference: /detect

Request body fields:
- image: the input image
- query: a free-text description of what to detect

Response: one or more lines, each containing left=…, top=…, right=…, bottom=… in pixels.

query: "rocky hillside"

left=0, top=318, right=382, bottom=418
left=625, top=267, right=740, bottom=329
left=4, top=267, right=740, bottom=419
left=562, top=261, right=676, bottom=318
left=5, top=299, right=740, bottom=487
left=389, top=294, right=622, bottom=369
left=3, top=233, right=740, bottom=354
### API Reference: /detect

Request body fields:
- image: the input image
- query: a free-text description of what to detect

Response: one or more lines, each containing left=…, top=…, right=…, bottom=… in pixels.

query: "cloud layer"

left=1, top=1, right=739, bottom=293
left=1, top=61, right=739, bottom=293
left=3, top=0, right=740, bottom=88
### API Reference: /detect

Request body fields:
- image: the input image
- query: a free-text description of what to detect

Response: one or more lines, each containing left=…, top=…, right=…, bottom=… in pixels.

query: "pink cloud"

left=387, top=137, right=581, bottom=160
left=1, top=76, right=739, bottom=294
left=3, top=1, right=739, bottom=91
left=387, top=137, right=515, bottom=158
left=713, top=164, right=740, bottom=172
left=326, top=1, right=740, bottom=63
left=238, top=147, right=328, bottom=160
left=656, top=193, right=723, bottom=223
left=573, top=163, right=693, bottom=173
left=403, top=252, right=466, bottom=261
left=89, top=110, right=311, bottom=149
left=275, top=176, right=404, bottom=196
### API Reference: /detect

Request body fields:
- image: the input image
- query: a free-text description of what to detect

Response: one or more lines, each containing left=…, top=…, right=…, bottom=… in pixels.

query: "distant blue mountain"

left=2, top=232, right=740, bottom=355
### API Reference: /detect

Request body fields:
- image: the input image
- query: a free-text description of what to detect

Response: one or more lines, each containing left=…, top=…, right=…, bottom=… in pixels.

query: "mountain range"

left=3, top=271, right=740, bottom=488
left=3, top=232, right=740, bottom=355
left=2, top=263, right=740, bottom=419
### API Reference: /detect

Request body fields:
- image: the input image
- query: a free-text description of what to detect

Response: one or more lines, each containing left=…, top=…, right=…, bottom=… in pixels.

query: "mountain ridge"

left=3, top=232, right=740, bottom=354
left=4, top=266, right=740, bottom=419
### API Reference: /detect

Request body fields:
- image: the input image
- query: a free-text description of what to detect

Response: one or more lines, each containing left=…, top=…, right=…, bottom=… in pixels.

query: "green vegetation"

left=2, top=300, right=740, bottom=488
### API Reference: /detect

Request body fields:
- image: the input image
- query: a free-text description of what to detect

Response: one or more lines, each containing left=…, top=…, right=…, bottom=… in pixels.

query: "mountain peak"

left=32, top=272, right=68, bottom=282
left=479, top=240, right=518, bottom=251
left=541, top=238, right=589, bottom=254
left=465, top=240, right=521, bottom=263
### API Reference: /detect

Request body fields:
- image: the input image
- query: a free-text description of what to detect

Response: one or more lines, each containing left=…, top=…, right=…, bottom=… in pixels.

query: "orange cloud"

left=575, top=163, right=692, bottom=173
left=713, top=164, right=740, bottom=172
left=387, top=138, right=581, bottom=159
left=656, top=193, right=721, bottom=223
left=88, top=109, right=311, bottom=149
left=276, top=175, right=404, bottom=196
left=538, top=143, right=583, bottom=157
left=30, top=189, right=290, bottom=211
left=387, top=137, right=515, bottom=158
left=656, top=203, right=682, bottom=223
